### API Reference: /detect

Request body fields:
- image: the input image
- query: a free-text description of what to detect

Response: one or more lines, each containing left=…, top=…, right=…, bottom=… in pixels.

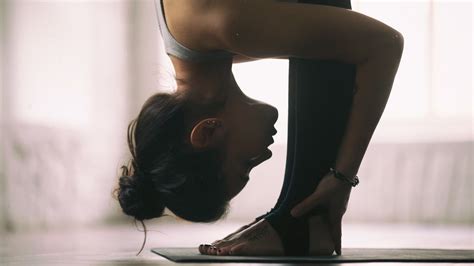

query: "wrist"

left=328, top=167, right=359, bottom=187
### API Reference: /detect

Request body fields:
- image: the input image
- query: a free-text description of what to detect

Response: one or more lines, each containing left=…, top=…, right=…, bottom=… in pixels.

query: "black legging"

left=255, top=0, right=356, bottom=255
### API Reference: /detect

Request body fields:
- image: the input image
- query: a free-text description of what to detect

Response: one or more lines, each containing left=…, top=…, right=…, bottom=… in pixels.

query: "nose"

left=268, top=105, right=278, bottom=124
left=255, top=102, right=278, bottom=125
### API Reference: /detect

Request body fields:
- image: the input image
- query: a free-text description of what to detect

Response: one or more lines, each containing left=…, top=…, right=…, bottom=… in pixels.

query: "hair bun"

left=118, top=173, right=165, bottom=220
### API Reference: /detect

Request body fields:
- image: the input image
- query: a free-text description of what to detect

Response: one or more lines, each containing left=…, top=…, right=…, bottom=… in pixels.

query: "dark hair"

left=112, top=90, right=230, bottom=255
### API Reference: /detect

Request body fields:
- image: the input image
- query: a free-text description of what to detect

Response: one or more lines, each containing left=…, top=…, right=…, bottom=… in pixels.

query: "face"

left=190, top=81, right=279, bottom=201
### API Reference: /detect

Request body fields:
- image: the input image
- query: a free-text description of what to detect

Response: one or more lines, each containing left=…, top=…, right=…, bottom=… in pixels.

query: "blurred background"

left=0, top=0, right=472, bottom=258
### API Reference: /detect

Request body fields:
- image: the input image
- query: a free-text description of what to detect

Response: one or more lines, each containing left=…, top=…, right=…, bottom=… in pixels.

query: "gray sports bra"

left=153, top=0, right=236, bottom=62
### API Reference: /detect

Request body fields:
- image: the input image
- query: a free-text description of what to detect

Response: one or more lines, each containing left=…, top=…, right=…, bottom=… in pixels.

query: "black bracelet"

left=329, top=167, right=360, bottom=187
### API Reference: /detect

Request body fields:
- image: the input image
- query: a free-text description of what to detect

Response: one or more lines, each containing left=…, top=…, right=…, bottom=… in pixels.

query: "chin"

left=227, top=181, right=248, bottom=200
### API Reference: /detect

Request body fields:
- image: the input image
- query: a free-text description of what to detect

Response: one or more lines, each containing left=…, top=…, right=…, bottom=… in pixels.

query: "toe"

left=218, top=244, right=235, bottom=255
left=216, top=247, right=225, bottom=256
left=202, top=244, right=212, bottom=255
left=229, top=242, right=248, bottom=256
left=209, top=245, right=218, bottom=255
left=198, top=244, right=205, bottom=254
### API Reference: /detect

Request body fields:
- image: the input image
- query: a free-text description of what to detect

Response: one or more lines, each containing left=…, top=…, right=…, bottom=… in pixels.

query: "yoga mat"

left=151, top=247, right=474, bottom=263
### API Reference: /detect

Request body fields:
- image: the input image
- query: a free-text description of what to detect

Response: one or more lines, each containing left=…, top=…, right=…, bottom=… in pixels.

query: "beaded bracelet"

left=329, top=167, right=360, bottom=187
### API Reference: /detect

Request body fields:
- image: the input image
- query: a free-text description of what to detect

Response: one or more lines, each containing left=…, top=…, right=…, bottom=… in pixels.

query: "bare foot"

left=214, top=218, right=284, bottom=256
left=198, top=217, right=262, bottom=255
left=202, top=215, right=335, bottom=256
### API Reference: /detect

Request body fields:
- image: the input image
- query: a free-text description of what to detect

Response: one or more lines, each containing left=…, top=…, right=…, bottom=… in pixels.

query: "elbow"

left=357, top=29, right=404, bottom=65
left=378, top=29, right=404, bottom=58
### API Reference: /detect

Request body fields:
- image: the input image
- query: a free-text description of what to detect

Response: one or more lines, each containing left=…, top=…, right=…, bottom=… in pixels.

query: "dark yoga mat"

left=151, top=247, right=474, bottom=263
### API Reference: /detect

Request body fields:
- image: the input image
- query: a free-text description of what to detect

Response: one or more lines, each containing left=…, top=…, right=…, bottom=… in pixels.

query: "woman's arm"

left=214, top=1, right=404, bottom=177
left=208, top=1, right=403, bottom=255
left=213, top=1, right=402, bottom=64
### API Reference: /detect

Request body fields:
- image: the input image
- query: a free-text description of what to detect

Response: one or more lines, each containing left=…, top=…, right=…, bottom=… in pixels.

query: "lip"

left=267, top=137, right=274, bottom=146
left=271, top=128, right=277, bottom=136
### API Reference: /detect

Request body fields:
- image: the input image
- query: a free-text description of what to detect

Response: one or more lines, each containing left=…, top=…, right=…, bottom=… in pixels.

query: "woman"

left=113, top=0, right=404, bottom=257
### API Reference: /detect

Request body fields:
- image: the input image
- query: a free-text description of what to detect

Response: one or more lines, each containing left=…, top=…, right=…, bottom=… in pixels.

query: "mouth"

left=267, top=136, right=274, bottom=146
left=271, top=128, right=277, bottom=136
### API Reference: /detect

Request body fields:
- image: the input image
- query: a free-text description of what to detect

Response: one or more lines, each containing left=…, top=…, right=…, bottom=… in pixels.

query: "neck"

left=171, top=56, right=234, bottom=103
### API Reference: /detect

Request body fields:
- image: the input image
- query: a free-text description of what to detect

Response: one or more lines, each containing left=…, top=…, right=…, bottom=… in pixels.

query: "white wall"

left=0, top=0, right=7, bottom=233
left=1, top=0, right=133, bottom=232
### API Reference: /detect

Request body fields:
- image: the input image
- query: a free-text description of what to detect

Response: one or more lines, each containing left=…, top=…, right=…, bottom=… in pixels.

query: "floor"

left=1, top=217, right=473, bottom=265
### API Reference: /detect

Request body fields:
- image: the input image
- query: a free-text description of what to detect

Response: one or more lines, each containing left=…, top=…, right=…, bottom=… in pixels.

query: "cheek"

left=227, top=109, right=266, bottom=156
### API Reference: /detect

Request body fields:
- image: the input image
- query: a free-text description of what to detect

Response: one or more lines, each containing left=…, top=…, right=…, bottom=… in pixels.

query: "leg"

left=263, top=0, right=356, bottom=256
left=256, top=0, right=354, bottom=220
left=204, top=0, right=356, bottom=256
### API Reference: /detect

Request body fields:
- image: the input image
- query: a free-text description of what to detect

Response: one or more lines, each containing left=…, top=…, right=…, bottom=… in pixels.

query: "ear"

left=190, top=119, right=225, bottom=150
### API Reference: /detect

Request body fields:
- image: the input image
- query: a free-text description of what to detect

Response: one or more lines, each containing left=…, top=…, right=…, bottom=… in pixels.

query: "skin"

left=198, top=215, right=335, bottom=256
left=162, top=0, right=403, bottom=256
left=174, top=55, right=279, bottom=201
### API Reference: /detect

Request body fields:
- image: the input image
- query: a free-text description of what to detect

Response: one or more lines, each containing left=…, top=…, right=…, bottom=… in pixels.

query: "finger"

left=291, top=195, right=322, bottom=218
left=229, top=242, right=248, bottom=256
left=329, top=214, right=343, bottom=255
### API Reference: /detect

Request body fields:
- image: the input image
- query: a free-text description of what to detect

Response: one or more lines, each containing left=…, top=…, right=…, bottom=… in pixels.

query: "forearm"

left=334, top=41, right=403, bottom=178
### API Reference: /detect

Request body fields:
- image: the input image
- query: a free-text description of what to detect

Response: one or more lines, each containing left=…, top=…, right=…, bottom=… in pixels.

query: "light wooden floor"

left=1, top=218, right=472, bottom=265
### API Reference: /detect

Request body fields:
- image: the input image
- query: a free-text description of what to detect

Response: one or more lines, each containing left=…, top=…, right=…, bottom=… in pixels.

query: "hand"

left=290, top=170, right=352, bottom=255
